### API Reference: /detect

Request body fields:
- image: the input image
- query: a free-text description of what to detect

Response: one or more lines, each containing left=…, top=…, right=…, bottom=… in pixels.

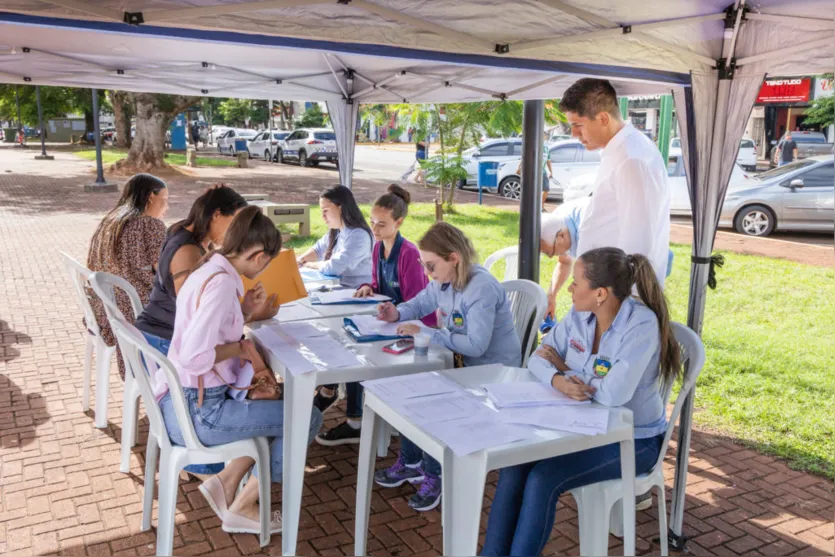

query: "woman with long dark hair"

left=87, top=173, right=169, bottom=380
left=481, top=247, right=680, bottom=556
left=296, top=185, right=373, bottom=288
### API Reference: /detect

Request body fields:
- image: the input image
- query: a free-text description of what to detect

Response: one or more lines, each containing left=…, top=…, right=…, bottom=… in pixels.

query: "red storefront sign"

left=756, top=78, right=812, bottom=103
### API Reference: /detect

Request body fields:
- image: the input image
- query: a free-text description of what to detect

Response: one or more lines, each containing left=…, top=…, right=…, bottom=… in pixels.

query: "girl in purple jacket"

left=315, top=184, right=436, bottom=447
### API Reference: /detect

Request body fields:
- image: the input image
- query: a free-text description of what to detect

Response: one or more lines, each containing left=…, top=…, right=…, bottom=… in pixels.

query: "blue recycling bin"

left=477, top=160, right=499, bottom=204
left=169, top=113, right=187, bottom=150
left=234, top=138, right=249, bottom=153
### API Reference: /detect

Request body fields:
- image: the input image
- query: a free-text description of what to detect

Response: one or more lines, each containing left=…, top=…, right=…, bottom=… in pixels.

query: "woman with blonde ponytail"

left=482, top=246, right=680, bottom=556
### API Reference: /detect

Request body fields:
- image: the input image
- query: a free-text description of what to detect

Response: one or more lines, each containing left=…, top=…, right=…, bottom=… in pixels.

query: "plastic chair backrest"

left=110, top=316, right=206, bottom=453
left=88, top=271, right=144, bottom=322
left=60, top=251, right=99, bottom=335
left=651, top=322, right=706, bottom=475
left=485, top=246, right=519, bottom=281
left=502, top=279, right=548, bottom=367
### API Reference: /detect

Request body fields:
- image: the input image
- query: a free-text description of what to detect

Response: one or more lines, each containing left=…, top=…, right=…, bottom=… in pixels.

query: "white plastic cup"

left=414, top=333, right=431, bottom=356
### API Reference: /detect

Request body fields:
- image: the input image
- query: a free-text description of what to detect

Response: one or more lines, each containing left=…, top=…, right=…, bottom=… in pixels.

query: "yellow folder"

left=240, top=248, right=307, bottom=307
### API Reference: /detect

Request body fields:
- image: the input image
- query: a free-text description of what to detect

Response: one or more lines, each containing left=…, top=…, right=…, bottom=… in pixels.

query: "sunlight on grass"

left=286, top=202, right=835, bottom=478
left=74, top=149, right=237, bottom=167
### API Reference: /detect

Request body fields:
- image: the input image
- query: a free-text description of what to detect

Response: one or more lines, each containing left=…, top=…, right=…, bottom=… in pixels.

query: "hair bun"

left=387, top=184, right=411, bottom=205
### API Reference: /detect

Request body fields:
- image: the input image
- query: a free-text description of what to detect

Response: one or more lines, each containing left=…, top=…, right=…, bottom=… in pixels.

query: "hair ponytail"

left=627, top=254, right=680, bottom=384
left=579, top=247, right=681, bottom=385
left=374, top=184, right=411, bottom=220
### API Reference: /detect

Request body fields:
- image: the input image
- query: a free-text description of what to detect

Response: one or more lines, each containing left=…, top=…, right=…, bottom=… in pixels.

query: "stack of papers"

left=275, top=301, right=320, bottom=322
left=349, top=314, right=424, bottom=337
left=300, top=337, right=363, bottom=368
left=252, top=325, right=363, bottom=376
left=483, top=382, right=591, bottom=408
left=497, top=406, right=610, bottom=435
left=251, top=326, right=316, bottom=376
left=422, top=417, right=533, bottom=456
left=277, top=322, right=326, bottom=340
left=311, top=290, right=391, bottom=305
left=362, top=372, right=460, bottom=400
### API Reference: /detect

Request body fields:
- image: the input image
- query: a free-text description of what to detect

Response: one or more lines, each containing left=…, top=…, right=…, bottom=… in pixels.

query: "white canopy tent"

left=1, top=1, right=832, bottom=554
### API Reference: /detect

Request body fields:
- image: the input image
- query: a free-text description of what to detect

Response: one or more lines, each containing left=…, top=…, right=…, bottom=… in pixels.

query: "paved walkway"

left=0, top=148, right=832, bottom=556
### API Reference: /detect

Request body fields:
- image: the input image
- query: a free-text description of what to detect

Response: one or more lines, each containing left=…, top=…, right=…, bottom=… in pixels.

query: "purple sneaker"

left=408, top=473, right=442, bottom=512
left=374, top=456, right=424, bottom=488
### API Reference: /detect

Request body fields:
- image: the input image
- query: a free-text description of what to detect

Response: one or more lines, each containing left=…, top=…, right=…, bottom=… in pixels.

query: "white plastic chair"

left=502, top=279, right=548, bottom=367
left=485, top=246, right=519, bottom=281
left=60, top=252, right=115, bottom=428
left=110, top=317, right=272, bottom=556
left=570, top=322, right=706, bottom=557
left=88, top=271, right=145, bottom=474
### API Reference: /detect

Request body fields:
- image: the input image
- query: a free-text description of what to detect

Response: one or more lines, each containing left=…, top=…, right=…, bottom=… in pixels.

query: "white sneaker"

left=222, top=509, right=282, bottom=534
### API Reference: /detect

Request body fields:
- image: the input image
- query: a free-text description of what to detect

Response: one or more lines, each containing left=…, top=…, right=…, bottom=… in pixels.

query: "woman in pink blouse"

left=154, top=206, right=323, bottom=534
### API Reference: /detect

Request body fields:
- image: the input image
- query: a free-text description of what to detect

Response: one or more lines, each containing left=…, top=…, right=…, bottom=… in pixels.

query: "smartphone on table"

left=382, top=339, right=414, bottom=354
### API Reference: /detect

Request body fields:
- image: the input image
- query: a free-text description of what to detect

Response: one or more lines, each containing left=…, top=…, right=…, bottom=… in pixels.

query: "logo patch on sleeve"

left=593, top=356, right=612, bottom=377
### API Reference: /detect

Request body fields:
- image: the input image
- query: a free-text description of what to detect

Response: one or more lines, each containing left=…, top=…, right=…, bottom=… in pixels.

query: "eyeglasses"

left=419, top=259, right=435, bottom=273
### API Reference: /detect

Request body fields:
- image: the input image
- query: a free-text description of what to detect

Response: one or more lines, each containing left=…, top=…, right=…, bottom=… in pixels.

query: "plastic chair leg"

left=82, top=334, right=93, bottom=412
left=142, top=435, right=159, bottom=532
left=120, top=374, right=141, bottom=473
left=156, top=451, right=179, bottom=557
left=94, top=339, right=114, bottom=428
left=656, top=483, right=668, bottom=556
left=255, top=439, right=272, bottom=548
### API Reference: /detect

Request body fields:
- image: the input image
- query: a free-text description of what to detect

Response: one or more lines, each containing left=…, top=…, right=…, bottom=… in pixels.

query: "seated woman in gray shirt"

left=297, top=185, right=373, bottom=288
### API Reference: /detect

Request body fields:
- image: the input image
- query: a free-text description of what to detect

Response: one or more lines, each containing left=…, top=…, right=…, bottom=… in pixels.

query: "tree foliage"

left=0, top=85, right=108, bottom=134
left=805, top=73, right=834, bottom=128
left=298, top=103, right=327, bottom=128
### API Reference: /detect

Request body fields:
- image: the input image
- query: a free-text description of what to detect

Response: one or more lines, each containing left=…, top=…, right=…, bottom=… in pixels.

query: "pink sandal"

left=198, top=476, right=229, bottom=520
left=222, top=509, right=283, bottom=534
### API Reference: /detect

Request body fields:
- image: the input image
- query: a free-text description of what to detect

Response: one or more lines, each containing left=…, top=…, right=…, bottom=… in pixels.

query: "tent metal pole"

left=518, top=100, right=543, bottom=281
left=504, top=75, right=561, bottom=98
left=736, top=37, right=834, bottom=65
left=91, top=88, right=106, bottom=184
left=746, top=12, right=833, bottom=27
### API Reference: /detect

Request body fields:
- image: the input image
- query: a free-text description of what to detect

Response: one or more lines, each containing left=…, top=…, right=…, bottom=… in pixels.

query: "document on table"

left=497, top=406, right=610, bottom=435
left=275, top=302, right=320, bottom=322
left=300, top=268, right=338, bottom=283
left=251, top=326, right=316, bottom=376
left=311, top=290, right=391, bottom=305
left=401, top=392, right=489, bottom=424
left=362, top=372, right=461, bottom=401
left=300, top=336, right=362, bottom=368
left=483, top=381, right=591, bottom=408
left=278, top=321, right=327, bottom=340
left=349, top=314, right=425, bottom=337
left=422, top=416, right=533, bottom=456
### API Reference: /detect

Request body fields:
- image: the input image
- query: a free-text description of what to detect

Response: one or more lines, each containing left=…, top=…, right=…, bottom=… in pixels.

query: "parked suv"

left=279, top=128, right=338, bottom=166
left=249, top=131, right=290, bottom=161
left=769, top=131, right=833, bottom=168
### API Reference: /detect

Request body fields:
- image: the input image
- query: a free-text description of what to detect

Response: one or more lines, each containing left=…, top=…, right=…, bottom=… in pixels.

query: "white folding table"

left=274, top=296, right=379, bottom=323
left=354, top=365, right=637, bottom=557
left=251, top=317, right=454, bottom=556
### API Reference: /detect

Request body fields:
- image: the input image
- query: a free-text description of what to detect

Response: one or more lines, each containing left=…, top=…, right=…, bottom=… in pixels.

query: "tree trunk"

left=114, top=93, right=199, bottom=172
left=109, top=90, right=133, bottom=149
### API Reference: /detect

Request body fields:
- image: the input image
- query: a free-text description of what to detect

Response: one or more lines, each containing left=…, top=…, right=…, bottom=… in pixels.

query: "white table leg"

left=442, top=451, right=488, bottom=556
left=281, top=371, right=317, bottom=557
left=354, top=407, right=382, bottom=556
left=619, top=438, right=636, bottom=557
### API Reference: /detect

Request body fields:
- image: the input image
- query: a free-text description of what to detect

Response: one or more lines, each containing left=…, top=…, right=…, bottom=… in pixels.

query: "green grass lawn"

left=74, top=149, right=237, bottom=167
left=285, top=202, right=835, bottom=478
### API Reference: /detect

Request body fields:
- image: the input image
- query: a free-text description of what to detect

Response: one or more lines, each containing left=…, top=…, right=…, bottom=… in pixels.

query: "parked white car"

left=492, top=140, right=602, bottom=200
left=249, top=131, right=291, bottom=161
left=278, top=128, right=338, bottom=166
left=671, top=137, right=758, bottom=172
left=216, top=128, right=258, bottom=156
left=209, top=125, right=232, bottom=143
left=459, top=138, right=523, bottom=186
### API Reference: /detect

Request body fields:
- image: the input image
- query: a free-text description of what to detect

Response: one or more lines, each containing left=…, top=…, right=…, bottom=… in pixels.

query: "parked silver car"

left=718, top=155, right=833, bottom=236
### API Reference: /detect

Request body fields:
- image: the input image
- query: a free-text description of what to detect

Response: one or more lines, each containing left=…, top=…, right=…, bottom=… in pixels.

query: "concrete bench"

left=249, top=200, right=311, bottom=237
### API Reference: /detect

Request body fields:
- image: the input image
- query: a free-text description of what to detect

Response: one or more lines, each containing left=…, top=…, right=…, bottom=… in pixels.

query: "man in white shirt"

left=559, top=78, right=670, bottom=285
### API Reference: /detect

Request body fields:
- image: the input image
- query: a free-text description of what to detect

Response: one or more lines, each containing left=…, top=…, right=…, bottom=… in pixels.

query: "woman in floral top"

left=87, top=173, right=169, bottom=379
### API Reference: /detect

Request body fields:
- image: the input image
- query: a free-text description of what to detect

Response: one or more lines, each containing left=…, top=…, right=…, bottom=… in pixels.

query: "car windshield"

left=753, top=159, right=816, bottom=179
left=314, top=132, right=336, bottom=140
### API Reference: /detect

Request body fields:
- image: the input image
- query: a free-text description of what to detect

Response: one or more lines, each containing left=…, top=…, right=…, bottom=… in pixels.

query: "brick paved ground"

left=1, top=146, right=832, bottom=556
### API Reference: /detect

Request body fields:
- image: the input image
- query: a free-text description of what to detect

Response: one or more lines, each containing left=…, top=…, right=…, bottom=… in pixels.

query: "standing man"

left=778, top=131, right=798, bottom=167
left=559, top=78, right=670, bottom=285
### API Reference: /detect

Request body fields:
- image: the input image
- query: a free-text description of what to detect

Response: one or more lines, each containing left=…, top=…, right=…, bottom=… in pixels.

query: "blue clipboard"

left=309, top=293, right=390, bottom=305
left=342, top=318, right=409, bottom=343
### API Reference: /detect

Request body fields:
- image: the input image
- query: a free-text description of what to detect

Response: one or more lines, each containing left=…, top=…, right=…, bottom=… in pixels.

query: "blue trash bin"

left=477, top=161, right=500, bottom=204
left=234, top=138, right=249, bottom=154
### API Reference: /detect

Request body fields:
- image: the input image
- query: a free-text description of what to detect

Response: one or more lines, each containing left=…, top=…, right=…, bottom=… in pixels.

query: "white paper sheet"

left=362, top=372, right=460, bottom=401
left=349, top=314, right=425, bottom=337
left=483, top=381, right=591, bottom=408
left=312, top=290, right=391, bottom=305
left=275, top=302, right=321, bottom=322
left=402, top=392, right=489, bottom=424
left=497, top=406, right=610, bottom=435
left=422, top=416, right=533, bottom=456
left=300, top=337, right=362, bottom=368
left=278, top=321, right=327, bottom=340
left=251, top=327, right=316, bottom=376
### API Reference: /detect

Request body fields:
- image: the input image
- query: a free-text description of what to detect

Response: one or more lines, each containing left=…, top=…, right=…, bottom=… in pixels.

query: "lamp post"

left=83, top=88, right=117, bottom=192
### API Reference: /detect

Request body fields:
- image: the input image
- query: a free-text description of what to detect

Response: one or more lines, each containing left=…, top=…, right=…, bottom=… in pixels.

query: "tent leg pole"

left=518, top=99, right=543, bottom=281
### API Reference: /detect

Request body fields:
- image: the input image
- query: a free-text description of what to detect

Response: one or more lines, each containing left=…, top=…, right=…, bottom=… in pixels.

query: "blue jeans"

left=322, top=382, right=364, bottom=418
left=481, top=434, right=663, bottom=556
left=159, top=385, right=323, bottom=482
left=400, top=435, right=441, bottom=477
left=142, top=331, right=224, bottom=475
